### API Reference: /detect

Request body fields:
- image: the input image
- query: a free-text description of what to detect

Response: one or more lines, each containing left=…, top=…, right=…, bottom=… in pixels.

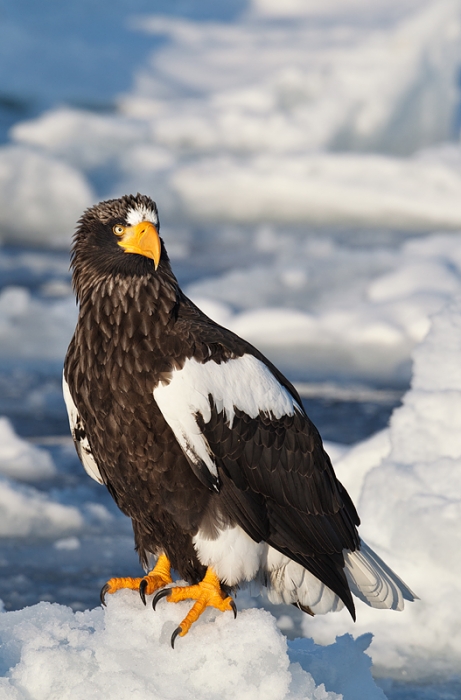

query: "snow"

left=2, top=253, right=461, bottom=694
left=3, top=0, right=461, bottom=243
left=0, top=417, right=55, bottom=481
left=2, top=0, right=461, bottom=695
left=0, top=286, right=77, bottom=361
left=168, top=152, right=461, bottom=229
left=189, top=230, right=461, bottom=385
left=0, top=417, right=85, bottom=536
left=0, top=146, right=93, bottom=248
left=11, top=109, right=150, bottom=172
left=0, top=590, right=389, bottom=700
left=1, top=0, right=461, bottom=386
left=0, top=291, right=459, bottom=693
left=0, top=417, right=80, bottom=536
left=2, top=228, right=461, bottom=386
left=127, top=1, right=460, bottom=155
left=302, top=296, right=461, bottom=681
left=331, top=430, right=391, bottom=505
left=0, top=477, right=82, bottom=539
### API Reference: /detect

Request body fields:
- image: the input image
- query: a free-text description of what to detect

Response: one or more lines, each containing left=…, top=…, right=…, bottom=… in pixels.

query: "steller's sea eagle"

left=63, top=193, right=416, bottom=647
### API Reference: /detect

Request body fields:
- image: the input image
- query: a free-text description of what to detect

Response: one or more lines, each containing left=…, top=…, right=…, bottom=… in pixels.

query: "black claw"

left=171, top=627, right=182, bottom=649
left=230, top=599, right=237, bottom=619
left=100, top=583, right=110, bottom=607
left=152, top=587, right=170, bottom=611
left=139, top=579, right=148, bottom=606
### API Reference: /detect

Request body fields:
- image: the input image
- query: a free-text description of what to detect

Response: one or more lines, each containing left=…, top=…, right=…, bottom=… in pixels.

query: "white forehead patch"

left=126, top=205, right=158, bottom=227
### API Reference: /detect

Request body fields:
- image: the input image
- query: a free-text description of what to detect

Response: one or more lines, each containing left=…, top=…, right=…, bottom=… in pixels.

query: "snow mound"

left=303, top=295, right=461, bottom=679
left=0, top=418, right=82, bottom=537
left=288, top=633, right=386, bottom=700
left=169, top=152, right=461, bottom=229
left=11, top=108, right=149, bottom=172
left=0, top=286, right=77, bottom=361
left=0, top=476, right=82, bottom=538
left=0, top=590, right=387, bottom=700
left=0, top=417, right=55, bottom=481
left=190, top=230, right=461, bottom=384
left=129, top=1, right=461, bottom=155
left=0, top=146, right=93, bottom=248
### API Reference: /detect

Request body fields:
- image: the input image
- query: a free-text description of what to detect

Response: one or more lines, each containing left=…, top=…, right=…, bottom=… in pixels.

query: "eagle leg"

left=100, top=553, right=173, bottom=606
left=152, top=567, right=237, bottom=648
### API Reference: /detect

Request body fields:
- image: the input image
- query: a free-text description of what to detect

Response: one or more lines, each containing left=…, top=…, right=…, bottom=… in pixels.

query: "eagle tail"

left=343, top=539, right=417, bottom=610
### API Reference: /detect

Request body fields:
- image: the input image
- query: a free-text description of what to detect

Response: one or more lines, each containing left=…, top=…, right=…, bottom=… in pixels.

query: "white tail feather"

left=263, top=547, right=345, bottom=614
left=344, top=540, right=417, bottom=610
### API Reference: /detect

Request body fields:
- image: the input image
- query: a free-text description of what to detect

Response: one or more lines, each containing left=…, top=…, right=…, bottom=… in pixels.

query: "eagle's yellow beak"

left=117, top=221, right=161, bottom=270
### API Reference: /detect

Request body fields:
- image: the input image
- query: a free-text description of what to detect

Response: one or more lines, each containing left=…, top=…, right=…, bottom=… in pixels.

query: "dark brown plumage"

left=63, top=193, right=415, bottom=640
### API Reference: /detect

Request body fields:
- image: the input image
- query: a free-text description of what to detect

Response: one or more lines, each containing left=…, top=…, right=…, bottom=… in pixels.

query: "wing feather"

left=62, top=372, right=103, bottom=484
left=152, top=346, right=360, bottom=615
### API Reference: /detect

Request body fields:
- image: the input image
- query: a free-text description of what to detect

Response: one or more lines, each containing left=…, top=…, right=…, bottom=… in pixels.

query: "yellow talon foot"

left=100, top=576, right=144, bottom=605
left=138, top=555, right=173, bottom=605
left=151, top=567, right=236, bottom=647
left=100, top=554, right=173, bottom=606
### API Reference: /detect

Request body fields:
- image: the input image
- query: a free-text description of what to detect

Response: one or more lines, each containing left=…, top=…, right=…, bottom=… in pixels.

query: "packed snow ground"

left=0, top=594, right=387, bottom=700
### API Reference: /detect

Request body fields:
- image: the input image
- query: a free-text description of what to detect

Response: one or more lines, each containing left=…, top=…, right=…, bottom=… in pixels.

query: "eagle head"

left=71, top=193, right=167, bottom=298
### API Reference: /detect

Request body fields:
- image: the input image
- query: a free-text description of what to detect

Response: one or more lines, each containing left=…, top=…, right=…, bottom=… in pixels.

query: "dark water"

left=302, top=394, right=401, bottom=445
left=377, top=678, right=461, bottom=700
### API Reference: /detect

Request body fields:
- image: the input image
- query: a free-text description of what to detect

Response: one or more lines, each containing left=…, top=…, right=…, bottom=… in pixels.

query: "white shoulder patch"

left=62, top=374, right=103, bottom=484
left=126, top=205, right=158, bottom=227
left=153, top=354, right=301, bottom=480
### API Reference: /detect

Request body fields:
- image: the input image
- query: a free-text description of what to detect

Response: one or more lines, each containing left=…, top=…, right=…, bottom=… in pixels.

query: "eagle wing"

left=153, top=342, right=360, bottom=612
left=62, top=372, right=103, bottom=484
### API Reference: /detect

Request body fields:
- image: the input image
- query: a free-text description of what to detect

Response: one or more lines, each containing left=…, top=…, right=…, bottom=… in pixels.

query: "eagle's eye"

left=113, top=225, right=125, bottom=236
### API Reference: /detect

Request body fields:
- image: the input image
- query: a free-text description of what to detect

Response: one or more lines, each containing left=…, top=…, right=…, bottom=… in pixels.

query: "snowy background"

left=0, top=0, right=461, bottom=697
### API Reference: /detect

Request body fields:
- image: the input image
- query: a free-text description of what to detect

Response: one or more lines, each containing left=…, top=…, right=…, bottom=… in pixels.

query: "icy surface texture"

left=0, top=590, right=394, bottom=700
left=0, top=417, right=55, bottom=480
left=2, top=0, right=461, bottom=246
left=1, top=0, right=461, bottom=386
left=2, top=231, right=461, bottom=388
left=305, top=296, right=461, bottom=680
